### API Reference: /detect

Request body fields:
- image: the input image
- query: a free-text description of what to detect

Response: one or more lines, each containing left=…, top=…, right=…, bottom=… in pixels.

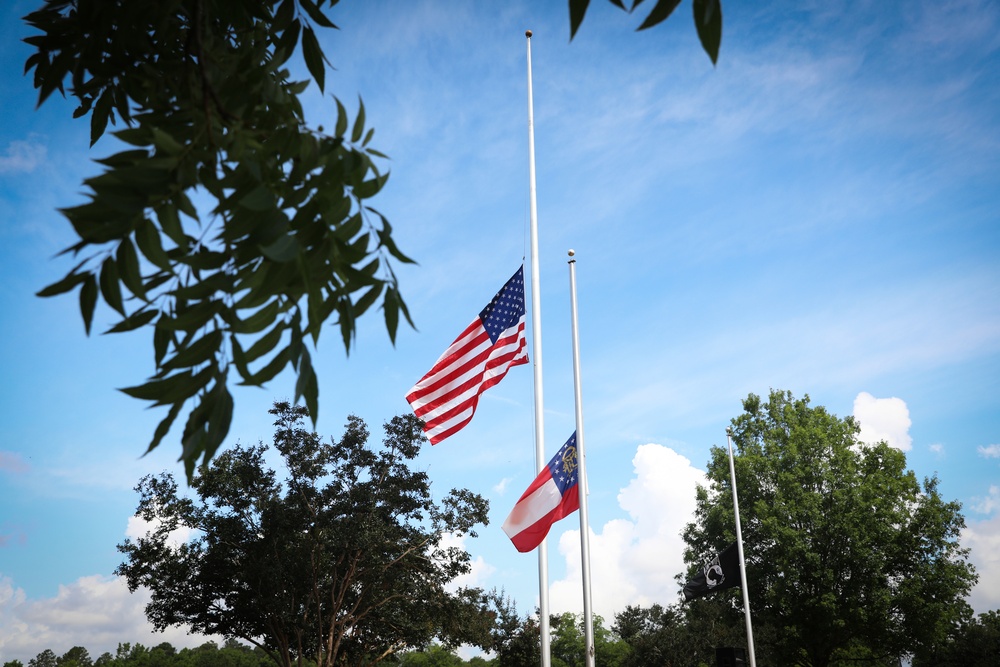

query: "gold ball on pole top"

left=525, top=30, right=532, bottom=38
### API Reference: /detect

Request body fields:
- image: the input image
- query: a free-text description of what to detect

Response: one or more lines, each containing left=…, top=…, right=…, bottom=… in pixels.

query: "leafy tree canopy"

left=682, top=390, right=978, bottom=667
left=116, top=403, right=492, bottom=667
left=22, top=0, right=719, bottom=476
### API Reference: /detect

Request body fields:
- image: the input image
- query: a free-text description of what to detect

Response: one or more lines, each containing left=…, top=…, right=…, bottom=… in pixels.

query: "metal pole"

left=568, top=250, right=595, bottom=667
left=727, top=429, right=757, bottom=667
left=525, top=29, right=550, bottom=667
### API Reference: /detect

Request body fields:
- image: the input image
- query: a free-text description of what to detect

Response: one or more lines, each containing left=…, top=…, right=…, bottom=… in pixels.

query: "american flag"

left=406, top=266, right=529, bottom=444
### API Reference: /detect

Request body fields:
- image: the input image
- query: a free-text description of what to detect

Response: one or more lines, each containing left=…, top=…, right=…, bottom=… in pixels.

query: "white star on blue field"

left=1, top=0, right=998, bottom=660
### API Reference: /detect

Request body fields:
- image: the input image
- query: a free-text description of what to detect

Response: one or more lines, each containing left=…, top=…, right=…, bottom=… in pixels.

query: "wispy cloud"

left=979, top=444, right=1000, bottom=459
left=0, top=139, right=46, bottom=174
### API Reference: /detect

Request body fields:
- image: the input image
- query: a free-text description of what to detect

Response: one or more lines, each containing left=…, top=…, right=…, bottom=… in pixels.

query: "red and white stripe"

left=406, top=316, right=528, bottom=444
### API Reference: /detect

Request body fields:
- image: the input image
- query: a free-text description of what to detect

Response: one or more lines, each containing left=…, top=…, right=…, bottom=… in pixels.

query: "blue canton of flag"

left=548, top=432, right=579, bottom=494
left=480, top=266, right=526, bottom=343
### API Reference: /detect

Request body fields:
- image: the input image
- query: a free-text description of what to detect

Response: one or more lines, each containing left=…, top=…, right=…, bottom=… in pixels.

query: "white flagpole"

left=726, top=428, right=757, bottom=667
left=567, top=250, right=595, bottom=667
left=525, top=29, right=551, bottom=667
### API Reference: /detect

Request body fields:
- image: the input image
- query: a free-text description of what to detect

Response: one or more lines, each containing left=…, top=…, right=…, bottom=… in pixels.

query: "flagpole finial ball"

left=525, top=30, right=532, bottom=38
left=568, top=249, right=575, bottom=257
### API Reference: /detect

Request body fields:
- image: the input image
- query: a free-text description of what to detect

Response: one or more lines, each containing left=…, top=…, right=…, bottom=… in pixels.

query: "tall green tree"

left=116, top=402, right=492, bottom=667
left=22, top=0, right=717, bottom=475
left=682, top=390, right=977, bottom=667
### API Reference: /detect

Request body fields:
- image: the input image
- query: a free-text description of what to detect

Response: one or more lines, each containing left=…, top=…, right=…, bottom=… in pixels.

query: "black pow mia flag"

left=683, top=542, right=741, bottom=601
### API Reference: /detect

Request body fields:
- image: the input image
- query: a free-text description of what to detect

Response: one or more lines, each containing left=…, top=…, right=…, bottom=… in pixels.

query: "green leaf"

left=692, top=0, right=722, bottom=65
left=158, top=301, right=219, bottom=332
left=243, top=320, right=286, bottom=363
left=156, top=202, right=185, bottom=247
left=105, top=308, right=159, bottom=334
left=260, top=234, right=300, bottom=262
left=117, top=238, right=147, bottom=300
left=37, top=268, right=89, bottom=298
left=299, top=0, right=338, bottom=29
left=569, top=0, right=591, bottom=40
left=383, top=285, right=400, bottom=345
left=238, top=346, right=291, bottom=386
left=301, top=26, right=326, bottom=94
left=90, top=87, right=114, bottom=147
left=135, top=218, right=172, bottom=270
left=353, top=283, right=383, bottom=318
left=351, top=97, right=366, bottom=143
left=154, top=322, right=173, bottom=366
left=80, top=274, right=98, bottom=336
left=145, top=400, right=183, bottom=456
left=232, top=300, right=281, bottom=335
left=161, top=329, right=223, bottom=372
left=637, top=0, right=682, bottom=30
left=120, top=366, right=212, bottom=406
left=238, top=185, right=275, bottom=211
left=99, top=256, right=125, bottom=315
left=294, top=347, right=318, bottom=425
left=204, top=380, right=234, bottom=464
left=334, top=97, right=348, bottom=138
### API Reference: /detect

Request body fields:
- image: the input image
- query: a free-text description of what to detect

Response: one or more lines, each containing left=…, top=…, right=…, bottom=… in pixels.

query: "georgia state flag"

left=502, top=433, right=580, bottom=552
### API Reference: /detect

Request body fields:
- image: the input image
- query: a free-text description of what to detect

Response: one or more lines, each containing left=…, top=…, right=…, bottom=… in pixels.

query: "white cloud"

left=439, top=533, right=496, bottom=592
left=972, top=485, right=1000, bottom=516
left=0, top=575, right=223, bottom=663
left=930, top=443, right=944, bottom=456
left=978, top=444, right=1000, bottom=459
left=0, top=139, right=46, bottom=174
left=124, top=516, right=193, bottom=550
left=853, top=392, right=913, bottom=451
left=493, top=477, right=512, bottom=494
left=549, top=445, right=706, bottom=620
left=962, top=511, right=1000, bottom=614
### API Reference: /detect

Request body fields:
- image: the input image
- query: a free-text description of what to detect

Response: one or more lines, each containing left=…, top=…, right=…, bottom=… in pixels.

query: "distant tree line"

left=6, top=606, right=997, bottom=667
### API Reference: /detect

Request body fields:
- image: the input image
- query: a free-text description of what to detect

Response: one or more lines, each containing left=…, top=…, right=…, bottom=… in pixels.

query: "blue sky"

left=2, top=0, right=999, bottom=660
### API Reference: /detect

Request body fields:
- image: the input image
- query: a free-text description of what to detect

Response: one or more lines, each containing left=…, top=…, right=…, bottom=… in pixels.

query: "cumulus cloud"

left=979, top=444, right=1000, bottom=458
left=0, top=140, right=46, bottom=174
left=549, top=444, right=707, bottom=620
left=853, top=392, right=913, bottom=450
left=972, top=485, right=1000, bottom=516
left=0, top=575, right=222, bottom=663
left=438, top=532, right=496, bottom=593
left=962, top=511, right=1000, bottom=614
left=929, top=443, right=944, bottom=456
left=125, top=516, right=193, bottom=550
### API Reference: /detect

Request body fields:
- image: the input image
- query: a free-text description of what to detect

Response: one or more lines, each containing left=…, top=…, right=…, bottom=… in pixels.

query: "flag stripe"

left=405, top=266, right=528, bottom=445
left=502, top=432, right=581, bottom=552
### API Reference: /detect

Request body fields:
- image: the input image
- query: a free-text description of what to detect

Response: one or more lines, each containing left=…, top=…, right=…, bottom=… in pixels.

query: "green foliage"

left=28, top=651, right=57, bottom=667
left=682, top=390, right=978, bottom=667
left=613, top=602, right=741, bottom=667
left=912, top=609, right=1000, bottom=667
left=549, top=611, right=629, bottom=667
left=23, top=0, right=414, bottom=478
left=116, top=402, right=492, bottom=667
left=483, top=593, right=540, bottom=667
left=569, top=0, right=723, bottom=64
left=25, top=643, right=275, bottom=667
